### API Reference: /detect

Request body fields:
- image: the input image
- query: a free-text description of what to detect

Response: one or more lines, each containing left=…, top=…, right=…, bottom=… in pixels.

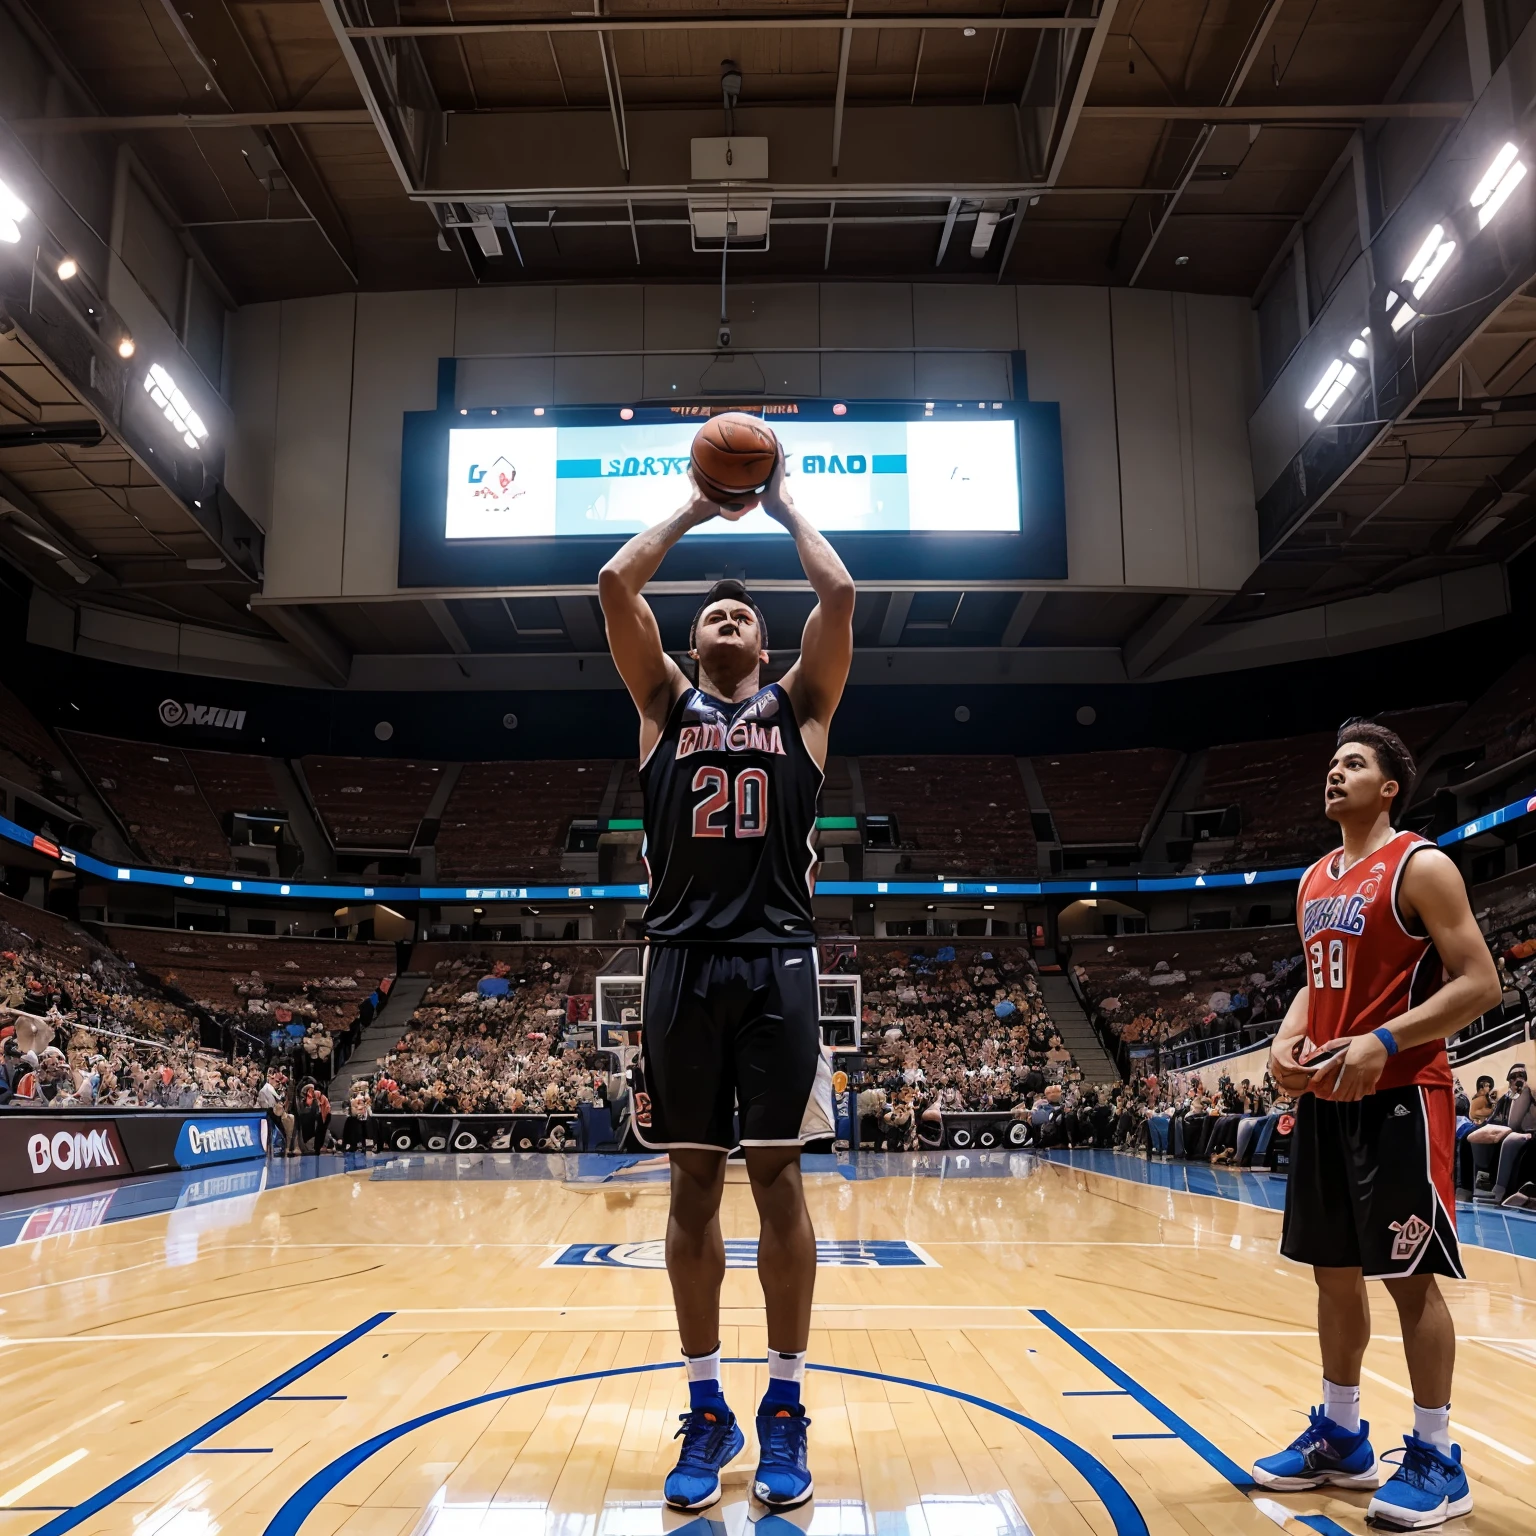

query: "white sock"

left=686, top=1345, right=722, bottom=1383
left=685, top=1345, right=725, bottom=1408
left=762, top=1348, right=807, bottom=1407
left=1323, top=1378, right=1361, bottom=1434
left=1413, top=1401, right=1452, bottom=1456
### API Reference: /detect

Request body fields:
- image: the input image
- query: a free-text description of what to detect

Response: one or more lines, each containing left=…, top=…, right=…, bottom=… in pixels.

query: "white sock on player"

left=1323, top=1378, right=1361, bottom=1434
left=1413, top=1401, right=1452, bottom=1456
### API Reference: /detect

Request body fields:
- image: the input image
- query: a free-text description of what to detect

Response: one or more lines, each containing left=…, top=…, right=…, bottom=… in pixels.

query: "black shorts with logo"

left=634, top=943, right=834, bottom=1153
left=1281, top=1084, right=1463, bottom=1279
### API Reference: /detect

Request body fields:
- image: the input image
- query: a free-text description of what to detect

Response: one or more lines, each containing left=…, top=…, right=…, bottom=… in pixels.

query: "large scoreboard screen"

left=399, top=397, right=1066, bottom=587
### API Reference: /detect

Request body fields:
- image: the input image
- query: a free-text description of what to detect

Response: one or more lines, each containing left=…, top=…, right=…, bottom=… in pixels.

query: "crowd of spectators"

left=1070, top=928, right=1305, bottom=1064
left=857, top=944, right=1078, bottom=1104
left=0, top=902, right=263, bottom=1109
left=340, top=948, right=613, bottom=1121
left=1455, top=1061, right=1536, bottom=1207
left=1479, top=878, right=1536, bottom=1024
left=846, top=943, right=1096, bottom=1145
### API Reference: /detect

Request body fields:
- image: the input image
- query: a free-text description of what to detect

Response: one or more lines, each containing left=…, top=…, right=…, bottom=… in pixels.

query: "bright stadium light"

left=143, top=362, right=208, bottom=451
left=1401, top=223, right=1456, bottom=301
left=1470, top=141, right=1527, bottom=228
left=1347, top=327, right=1370, bottom=360
left=1304, top=360, right=1345, bottom=413
left=0, top=177, right=28, bottom=243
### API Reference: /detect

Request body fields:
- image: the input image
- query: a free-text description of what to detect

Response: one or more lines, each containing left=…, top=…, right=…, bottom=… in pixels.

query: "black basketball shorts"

left=1281, top=1083, right=1464, bottom=1280
left=634, top=943, right=834, bottom=1152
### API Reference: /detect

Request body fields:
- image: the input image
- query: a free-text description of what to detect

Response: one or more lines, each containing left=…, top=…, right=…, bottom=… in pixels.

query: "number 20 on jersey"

left=692, top=765, right=769, bottom=838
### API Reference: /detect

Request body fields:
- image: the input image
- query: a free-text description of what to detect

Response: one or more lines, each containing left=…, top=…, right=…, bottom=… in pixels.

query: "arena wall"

left=223, top=283, right=1262, bottom=606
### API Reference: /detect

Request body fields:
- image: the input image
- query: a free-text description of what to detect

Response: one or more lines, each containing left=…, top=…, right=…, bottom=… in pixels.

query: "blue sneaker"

left=663, top=1406, right=744, bottom=1511
left=1252, top=1407, right=1381, bottom=1490
left=753, top=1406, right=813, bottom=1509
left=1367, top=1435, right=1473, bottom=1529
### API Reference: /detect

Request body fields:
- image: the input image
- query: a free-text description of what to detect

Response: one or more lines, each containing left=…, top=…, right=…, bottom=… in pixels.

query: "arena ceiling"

left=0, top=0, right=1534, bottom=686
left=3, top=0, right=1470, bottom=294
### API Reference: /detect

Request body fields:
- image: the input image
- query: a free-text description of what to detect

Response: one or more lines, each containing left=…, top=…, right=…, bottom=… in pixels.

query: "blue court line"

left=1112, top=1433, right=1180, bottom=1440
left=1033, top=1310, right=1354, bottom=1536
left=189, top=1448, right=273, bottom=1454
left=262, top=1359, right=1150, bottom=1536
left=1064, top=1389, right=1130, bottom=1397
left=29, top=1312, right=391, bottom=1536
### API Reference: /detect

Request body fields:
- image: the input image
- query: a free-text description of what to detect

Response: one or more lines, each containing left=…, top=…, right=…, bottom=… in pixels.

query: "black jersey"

left=640, top=682, right=822, bottom=943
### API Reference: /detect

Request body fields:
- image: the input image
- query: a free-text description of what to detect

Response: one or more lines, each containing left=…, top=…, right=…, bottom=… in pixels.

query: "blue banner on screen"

left=444, top=418, right=1022, bottom=540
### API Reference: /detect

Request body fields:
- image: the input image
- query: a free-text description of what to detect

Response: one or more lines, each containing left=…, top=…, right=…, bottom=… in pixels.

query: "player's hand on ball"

left=689, top=467, right=756, bottom=519
left=1268, top=1036, right=1312, bottom=1095
left=760, top=443, right=794, bottom=523
left=1303, top=1033, right=1388, bottom=1102
left=683, top=469, right=728, bottom=523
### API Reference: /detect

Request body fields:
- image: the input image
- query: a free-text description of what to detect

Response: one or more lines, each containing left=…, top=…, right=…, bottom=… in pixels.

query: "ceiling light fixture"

left=1470, top=141, right=1527, bottom=228
left=116, top=336, right=135, bottom=358
left=1401, top=222, right=1455, bottom=302
left=144, top=362, right=208, bottom=450
left=0, top=178, right=28, bottom=243
left=56, top=257, right=78, bottom=280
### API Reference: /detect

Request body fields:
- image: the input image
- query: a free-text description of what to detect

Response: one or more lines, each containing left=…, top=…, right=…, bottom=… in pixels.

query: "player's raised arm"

left=598, top=481, right=720, bottom=750
left=762, top=450, right=855, bottom=758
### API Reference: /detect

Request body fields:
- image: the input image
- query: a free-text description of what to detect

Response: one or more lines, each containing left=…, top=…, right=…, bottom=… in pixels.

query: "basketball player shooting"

left=1251, top=721, right=1499, bottom=1530
left=597, top=420, right=855, bottom=1514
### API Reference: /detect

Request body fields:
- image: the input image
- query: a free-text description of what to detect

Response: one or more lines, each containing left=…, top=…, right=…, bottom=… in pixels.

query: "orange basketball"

left=691, top=412, right=777, bottom=514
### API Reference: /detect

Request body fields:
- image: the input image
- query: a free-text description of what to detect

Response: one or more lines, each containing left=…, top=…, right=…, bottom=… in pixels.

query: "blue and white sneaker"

left=1367, top=1435, right=1473, bottom=1529
left=663, top=1406, right=745, bottom=1511
left=752, top=1405, right=814, bottom=1510
left=1252, top=1407, right=1381, bottom=1490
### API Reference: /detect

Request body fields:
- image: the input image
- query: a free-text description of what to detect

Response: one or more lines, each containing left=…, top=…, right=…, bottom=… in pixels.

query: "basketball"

left=690, top=411, right=778, bottom=516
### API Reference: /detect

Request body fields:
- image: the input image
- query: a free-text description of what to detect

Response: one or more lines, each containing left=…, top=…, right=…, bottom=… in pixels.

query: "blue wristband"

left=1372, top=1026, right=1399, bottom=1057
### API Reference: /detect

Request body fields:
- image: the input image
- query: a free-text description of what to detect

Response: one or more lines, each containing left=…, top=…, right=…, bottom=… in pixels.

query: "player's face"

left=1324, top=740, right=1397, bottom=823
left=693, top=602, right=767, bottom=677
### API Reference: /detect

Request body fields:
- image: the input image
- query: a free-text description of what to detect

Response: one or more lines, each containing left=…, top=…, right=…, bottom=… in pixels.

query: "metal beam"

left=831, top=0, right=855, bottom=175
left=1043, top=0, right=1119, bottom=186
left=1000, top=591, right=1047, bottom=646
left=1127, top=0, right=1288, bottom=286
left=878, top=591, right=913, bottom=645
left=148, top=0, right=362, bottom=285
left=9, top=101, right=1466, bottom=135
left=254, top=604, right=351, bottom=687
left=935, top=195, right=962, bottom=265
left=10, top=111, right=374, bottom=131
left=423, top=597, right=471, bottom=655
left=593, top=9, right=631, bottom=177
left=1081, top=102, right=1469, bottom=121
left=556, top=595, right=606, bottom=649
left=1122, top=594, right=1224, bottom=678
left=348, top=15, right=1091, bottom=36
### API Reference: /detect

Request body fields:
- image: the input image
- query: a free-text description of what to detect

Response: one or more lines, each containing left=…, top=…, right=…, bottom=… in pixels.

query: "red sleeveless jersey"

left=1295, top=830, right=1450, bottom=1091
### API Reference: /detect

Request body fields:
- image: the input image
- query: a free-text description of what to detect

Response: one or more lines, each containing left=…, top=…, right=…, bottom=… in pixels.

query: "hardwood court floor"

left=0, top=1151, right=1532, bottom=1536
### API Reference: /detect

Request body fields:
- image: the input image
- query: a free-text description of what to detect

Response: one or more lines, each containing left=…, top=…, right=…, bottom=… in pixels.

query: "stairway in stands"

left=336, top=972, right=431, bottom=1086
left=1037, top=973, right=1122, bottom=1083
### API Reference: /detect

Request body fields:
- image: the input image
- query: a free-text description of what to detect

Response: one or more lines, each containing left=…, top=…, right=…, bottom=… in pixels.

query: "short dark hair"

left=1336, top=718, right=1415, bottom=806
left=689, top=578, right=768, bottom=651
